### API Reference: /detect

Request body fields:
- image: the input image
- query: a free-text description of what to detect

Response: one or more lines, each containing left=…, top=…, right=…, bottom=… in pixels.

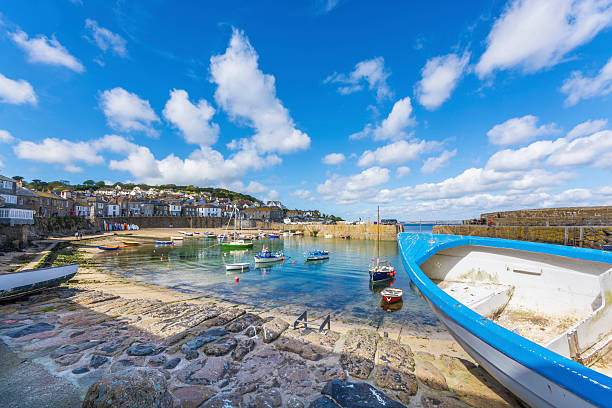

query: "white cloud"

left=0, top=130, right=14, bottom=143
left=265, top=190, right=280, bottom=201
left=416, top=52, right=470, bottom=110
left=317, top=166, right=390, bottom=204
left=163, top=89, right=219, bottom=146
left=421, top=149, right=457, bottom=174
left=476, top=0, right=612, bottom=77
left=350, top=97, right=416, bottom=141
left=566, top=118, right=608, bottom=139
left=210, top=28, right=310, bottom=154
left=487, top=115, right=558, bottom=146
left=244, top=181, right=267, bottom=195
left=561, top=56, right=612, bottom=106
left=396, top=166, right=411, bottom=178
left=486, top=139, right=562, bottom=171
left=14, top=137, right=105, bottom=170
left=10, top=30, right=84, bottom=72
left=0, top=73, right=37, bottom=105
left=291, top=189, right=315, bottom=201
left=358, top=139, right=440, bottom=167
left=322, top=153, right=346, bottom=165
left=99, top=87, right=160, bottom=136
left=316, top=0, right=340, bottom=13
left=325, top=57, right=392, bottom=102
left=84, top=19, right=127, bottom=57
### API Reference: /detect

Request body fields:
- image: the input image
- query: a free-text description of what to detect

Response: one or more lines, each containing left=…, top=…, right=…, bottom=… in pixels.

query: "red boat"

left=380, top=288, right=403, bottom=304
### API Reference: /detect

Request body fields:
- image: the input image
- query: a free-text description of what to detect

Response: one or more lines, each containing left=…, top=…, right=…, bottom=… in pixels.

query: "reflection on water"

left=93, top=236, right=444, bottom=335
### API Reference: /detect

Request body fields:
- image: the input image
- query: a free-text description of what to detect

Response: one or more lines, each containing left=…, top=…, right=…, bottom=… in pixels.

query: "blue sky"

left=2, top=0, right=612, bottom=220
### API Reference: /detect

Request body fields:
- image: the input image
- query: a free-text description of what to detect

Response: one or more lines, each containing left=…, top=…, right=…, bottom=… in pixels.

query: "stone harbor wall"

left=96, top=216, right=230, bottom=230
left=34, top=216, right=95, bottom=235
left=0, top=224, right=31, bottom=249
left=433, top=224, right=612, bottom=249
left=257, top=222, right=404, bottom=241
left=480, top=206, right=612, bottom=226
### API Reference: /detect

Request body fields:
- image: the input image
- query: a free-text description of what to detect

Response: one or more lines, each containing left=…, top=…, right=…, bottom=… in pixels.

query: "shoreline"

left=0, top=229, right=522, bottom=407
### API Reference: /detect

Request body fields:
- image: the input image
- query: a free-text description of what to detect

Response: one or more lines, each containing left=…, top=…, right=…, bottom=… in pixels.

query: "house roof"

left=17, top=186, right=38, bottom=197
left=0, top=174, right=16, bottom=183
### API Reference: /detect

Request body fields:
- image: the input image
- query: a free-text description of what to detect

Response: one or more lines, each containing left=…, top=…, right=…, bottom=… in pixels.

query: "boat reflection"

left=380, top=299, right=403, bottom=313
left=369, top=278, right=396, bottom=294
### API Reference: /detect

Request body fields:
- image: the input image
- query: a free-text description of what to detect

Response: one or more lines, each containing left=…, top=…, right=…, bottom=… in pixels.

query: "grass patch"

left=40, top=306, right=57, bottom=312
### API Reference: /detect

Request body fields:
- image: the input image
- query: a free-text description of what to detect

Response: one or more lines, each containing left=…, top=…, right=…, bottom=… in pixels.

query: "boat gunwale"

left=398, top=232, right=612, bottom=407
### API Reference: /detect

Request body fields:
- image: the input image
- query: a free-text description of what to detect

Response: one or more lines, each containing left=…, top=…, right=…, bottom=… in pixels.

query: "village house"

left=0, top=175, right=34, bottom=225
left=197, top=204, right=221, bottom=217
left=36, top=191, right=72, bottom=217
left=169, top=203, right=182, bottom=216
left=106, top=203, right=120, bottom=217
left=241, top=207, right=283, bottom=221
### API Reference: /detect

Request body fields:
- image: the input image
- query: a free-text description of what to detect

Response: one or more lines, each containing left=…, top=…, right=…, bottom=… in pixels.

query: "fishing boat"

left=283, top=232, right=293, bottom=237
left=178, top=231, right=193, bottom=236
left=341, top=235, right=351, bottom=240
left=369, top=207, right=395, bottom=284
left=97, top=245, right=121, bottom=250
left=170, top=236, right=184, bottom=241
left=398, top=232, right=612, bottom=407
left=0, top=264, right=79, bottom=301
left=193, top=232, right=200, bottom=235
left=225, top=262, right=250, bottom=272
left=204, top=234, right=217, bottom=239
left=217, top=234, right=227, bottom=242
left=155, top=240, right=172, bottom=245
left=305, top=250, right=329, bottom=261
left=254, top=248, right=285, bottom=263
left=380, top=287, right=403, bottom=304
left=121, top=241, right=140, bottom=246
left=295, top=231, right=304, bottom=236
left=324, top=234, right=333, bottom=239
left=267, top=233, right=280, bottom=239
left=222, top=239, right=254, bottom=249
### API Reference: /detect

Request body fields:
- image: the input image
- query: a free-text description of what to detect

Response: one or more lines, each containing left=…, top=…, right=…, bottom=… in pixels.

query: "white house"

left=106, top=204, right=120, bottom=217
left=169, top=204, right=182, bottom=216
left=197, top=205, right=221, bottom=217
left=0, top=175, right=34, bottom=225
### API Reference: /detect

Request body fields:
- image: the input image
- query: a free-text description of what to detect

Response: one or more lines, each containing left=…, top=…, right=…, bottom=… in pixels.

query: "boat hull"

left=306, top=255, right=329, bottom=261
left=98, top=245, right=120, bottom=250
left=254, top=256, right=284, bottom=263
left=398, top=233, right=612, bottom=408
left=0, top=264, right=78, bottom=301
left=370, top=271, right=392, bottom=283
left=225, top=263, right=250, bottom=271
left=222, top=243, right=253, bottom=249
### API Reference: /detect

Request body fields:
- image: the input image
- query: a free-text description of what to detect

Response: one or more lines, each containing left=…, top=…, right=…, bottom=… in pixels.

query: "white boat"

left=170, top=236, right=184, bottom=241
left=305, top=250, right=329, bottom=261
left=254, top=249, right=285, bottom=263
left=0, top=264, right=78, bottom=301
left=225, top=263, right=250, bottom=272
left=283, top=232, right=293, bottom=237
left=399, top=233, right=612, bottom=407
left=324, top=234, right=333, bottom=239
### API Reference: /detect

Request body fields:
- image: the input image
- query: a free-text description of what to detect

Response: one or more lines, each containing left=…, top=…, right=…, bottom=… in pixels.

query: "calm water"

left=93, top=236, right=445, bottom=335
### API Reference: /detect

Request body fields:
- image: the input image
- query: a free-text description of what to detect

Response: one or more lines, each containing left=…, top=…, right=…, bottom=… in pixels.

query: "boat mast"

left=377, top=206, right=380, bottom=264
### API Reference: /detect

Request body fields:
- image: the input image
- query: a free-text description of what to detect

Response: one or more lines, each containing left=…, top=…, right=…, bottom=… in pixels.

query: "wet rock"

left=201, top=393, right=243, bottom=408
left=374, top=338, right=417, bottom=395
left=89, top=354, right=109, bottom=369
left=7, top=322, right=54, bottom=338
left=176, top=360, right=205, bottom=383
left=163, top=357, right=181, bottom=370
left=277, top=363, right=314, bottom=397
left=309, top=396, right=340, bottom=408
left=182, top=328, right=228, bottom=351
left=188, top=357, right=228, bottom=385
left=127, top=342, right=164, bottom=356
left=82, top=367, right=174, bottom=408
left=421, top=392, right=466, bottom=408
left=70, top=330, right=86, bottom=338
left=254, top=388, right=282, bottom=408
left=416, top=361, right=448, bottom=391
left=55, top=352, right=83, bottom=366
left=314, top=364, right=346, bottom=382
left=232, top=338, right=255, bottom=361
left=172, top=386, right=216, bottom=408
left=287, top=396, right=306, bottom=408
left=205, top=308, right=245, bottom=327
left=275, top=329, right=338, bottom=361
left=203, top=336, right=237, bottom=356
left=225, top=313, right=263, bottom=333
left=185, top=350, right=199, bottom=360
left=110, top=359, right=136, bottom=373
left=52, top=339, right=105, bottom=358
left=97, top=336, right=130, bottom=356
left=148, top=354, right=167, bottom=367
left=321, top=379, right=406, bottom=408
left=261, top=318, right=289, bottom=343
left=236, top=349, right=283, bottom=385
left=339, top=329, right=378, bottom=379
left=72, top=366, right=90, bottom=374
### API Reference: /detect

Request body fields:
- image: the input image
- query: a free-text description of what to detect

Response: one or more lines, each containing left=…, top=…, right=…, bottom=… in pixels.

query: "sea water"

left=93, top=236, right=444, bottom=335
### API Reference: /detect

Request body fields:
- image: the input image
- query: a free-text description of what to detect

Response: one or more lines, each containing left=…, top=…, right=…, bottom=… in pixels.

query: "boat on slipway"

left=0, top=264, right=78, bottom=301
left=398, top=232, right=612, bottom=407
left=254, top=248, right=284, bottom=263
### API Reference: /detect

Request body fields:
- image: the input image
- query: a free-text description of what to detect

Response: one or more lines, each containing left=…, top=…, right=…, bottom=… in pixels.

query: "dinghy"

left=398, top=232, right=612, bottom=408
left=225, top=263, right=250, bottom=272
left=0, top=264, right=78, bottom=301
left=121, top=241, right=140, bottom=246
left=97, top=245, right=121, bottom=250
left=170, top=236, right=184, bottom=241
left=305, top=250, right=329, bottom=261
left=380, top=287, right=403, bottom=304
left=254, top=248, right=284, bottom=263
left=155, top=241, right=172, bottom=245
left=222, top=239, right=254, bottom=249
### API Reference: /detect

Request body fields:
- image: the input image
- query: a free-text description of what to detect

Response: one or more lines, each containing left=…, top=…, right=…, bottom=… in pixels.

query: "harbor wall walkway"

left=481, top=206, right=612, bottom=226
left=433, top=224, right=612, bottom=249
left=256, top=222, right=403, bottom=241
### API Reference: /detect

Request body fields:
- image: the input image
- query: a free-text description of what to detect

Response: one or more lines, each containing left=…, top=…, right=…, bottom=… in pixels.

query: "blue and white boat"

left=254, top=248, right=284, bottom=263
left=305, top=250, right=329, bottom=261
left=0, top=264, right=78, bottom=301
left=398, top=232, right=612, bottom=407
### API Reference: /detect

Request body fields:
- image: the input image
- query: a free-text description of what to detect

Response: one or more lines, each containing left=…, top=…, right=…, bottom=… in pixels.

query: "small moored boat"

left=0, top=264, right=78, bottom=301
left=305, top=250, right=329, bottom=261
left=369, top=207, right=395, bottom=283
left=380, top=287, right=403, bottom=304
left=324, top=234, right=333, bottom=239
left=98, top=245, right=121, bottom=250
left=267, top=233, right=280, bottom=239
left=170, top=236, right=184, bottom=241
left=225, top=263, right=250, bottom=272
left=254, top=248, right=284, bottom=263
left=222, top=239, right=254, bottom=249
left=155, top=241, right=172, bottom=245
left=121, top=241, right=140, bottom=246
left=340, top=235, right=351, bottom=240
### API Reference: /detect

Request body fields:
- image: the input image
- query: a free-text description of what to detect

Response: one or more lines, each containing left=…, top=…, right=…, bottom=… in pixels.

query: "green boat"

left=221, top=240, right=253, bottom=249
left=205, top=234, right=217, bottom=239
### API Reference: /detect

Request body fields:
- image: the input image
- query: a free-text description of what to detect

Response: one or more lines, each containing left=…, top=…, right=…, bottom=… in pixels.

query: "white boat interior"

left=420, top=245, right=612, bottom=375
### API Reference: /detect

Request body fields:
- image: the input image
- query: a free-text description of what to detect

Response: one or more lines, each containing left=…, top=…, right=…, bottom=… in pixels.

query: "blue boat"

left=155, top=241, right=172, bottom=245
left=305, top=250, right=329, bottom=261
left=254, top=248, right=284, bottom=263
left=267, top=233, right=280, bottom=239
left=398, top=232, right=612, bottom=407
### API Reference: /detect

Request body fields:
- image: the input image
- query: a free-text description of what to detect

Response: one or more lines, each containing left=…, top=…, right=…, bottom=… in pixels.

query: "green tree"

left=83, top=180, right=95, bottom=186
